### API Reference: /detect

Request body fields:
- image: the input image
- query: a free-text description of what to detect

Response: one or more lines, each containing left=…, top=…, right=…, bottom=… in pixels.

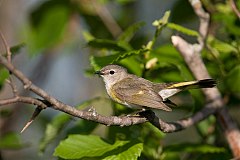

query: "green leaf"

left=103, top=143, right=143, bottom=160
left=90, top=49, right=146, bottom=70
left=167, top=23, right=200, bottom=37
left=164, top=143, right=226, bottom=153
left=119, top=57, right=142, bottom=76
left=90, top=54, right=118, bottom=71
left=26, top=6, right=70, bottom=55
left=54, top=134, right=129, bottom=159
left=118, top=22, right=145, bottom=42
left=0, top=68, right=9, bottom=90
left=225, top=65, right=240, bottom=93
left=0, top=132, right=25, bottom=149
left=149, top=45, right=193, bottom=81
left=88, top=39, right=130, bottom=51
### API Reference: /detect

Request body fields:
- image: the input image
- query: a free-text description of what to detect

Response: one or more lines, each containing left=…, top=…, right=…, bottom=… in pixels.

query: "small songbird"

left=95, top=64, right=216, bottom=111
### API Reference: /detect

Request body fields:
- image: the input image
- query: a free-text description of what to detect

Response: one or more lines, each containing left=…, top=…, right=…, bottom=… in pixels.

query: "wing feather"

left=112, top=77, right=172, bottom=111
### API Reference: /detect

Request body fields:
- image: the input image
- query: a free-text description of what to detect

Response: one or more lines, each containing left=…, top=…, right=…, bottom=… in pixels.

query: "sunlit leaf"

left=103, top=142, right=143, bottom=160
left=54, top=134, right=129, bottom=159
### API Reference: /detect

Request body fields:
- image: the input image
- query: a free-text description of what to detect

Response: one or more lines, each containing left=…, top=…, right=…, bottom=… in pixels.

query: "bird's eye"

left=109, top=70, right=115, bottom=75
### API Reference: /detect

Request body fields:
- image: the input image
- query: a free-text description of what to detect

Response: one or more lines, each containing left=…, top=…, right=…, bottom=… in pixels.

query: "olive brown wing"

left=112, top=77, right=172, bottom=111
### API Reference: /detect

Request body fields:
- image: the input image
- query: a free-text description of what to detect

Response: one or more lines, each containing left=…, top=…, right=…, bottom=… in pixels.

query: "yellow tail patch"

left=167, top=81, right=197, bottom=89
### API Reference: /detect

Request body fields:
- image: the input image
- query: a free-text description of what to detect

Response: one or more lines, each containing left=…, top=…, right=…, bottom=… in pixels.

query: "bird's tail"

left=166, top=79, right=216, bottom=90
left=158, top=79, right=216, bottom=100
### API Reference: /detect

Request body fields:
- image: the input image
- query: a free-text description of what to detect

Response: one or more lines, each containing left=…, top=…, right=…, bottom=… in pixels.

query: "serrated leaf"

left=118, top=22, right=145, bottom=42
left=88, top=39, right=129, bottom=51
left=0, top=132, right=26, bottom=149
left=90, top=49, right=146, bottom=70
left=54, top=135, right=129, bottom=159
left=103, top=143, right=143, bottom=160
left=164, top=143, right=226, bottom=153
left=225, top=65, right=240, bottom=93
left=167, top=23, right=199, bottom=37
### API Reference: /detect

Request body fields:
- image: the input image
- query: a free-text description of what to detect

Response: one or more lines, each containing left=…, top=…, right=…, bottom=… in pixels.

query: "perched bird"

left=95, top=64, right=216, bottom=111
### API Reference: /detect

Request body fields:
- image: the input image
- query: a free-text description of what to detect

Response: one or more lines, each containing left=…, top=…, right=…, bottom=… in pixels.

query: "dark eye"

left=109, top=70, right=115, bottom=75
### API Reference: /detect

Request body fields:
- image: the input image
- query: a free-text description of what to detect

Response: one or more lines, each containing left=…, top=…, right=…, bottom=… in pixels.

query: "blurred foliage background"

left=0, top=0, right=240, bottom=159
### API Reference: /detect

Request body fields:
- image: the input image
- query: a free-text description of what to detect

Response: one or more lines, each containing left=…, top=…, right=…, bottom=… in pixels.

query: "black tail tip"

left=198, top=79, right=217, bottom=88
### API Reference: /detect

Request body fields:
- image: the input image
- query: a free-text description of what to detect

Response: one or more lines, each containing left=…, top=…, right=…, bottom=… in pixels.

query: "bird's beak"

left=95, top=70, right=103, bottom=76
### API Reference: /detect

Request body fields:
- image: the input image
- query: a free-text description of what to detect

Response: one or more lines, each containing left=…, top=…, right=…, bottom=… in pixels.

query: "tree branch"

left=0, top=52, right=221, bottom=133
left=0, top=53, right=148, bottom=126
left=140, top=103, right=217, bottom=133
left=0, top=96, right=47, bottom=108
left=0, top=30, right=18, bottom=97
left=170, top=0, right=240, bottom=158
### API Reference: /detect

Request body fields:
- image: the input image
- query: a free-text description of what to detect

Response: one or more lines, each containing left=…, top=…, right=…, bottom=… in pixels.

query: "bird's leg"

left=125, top=108, right=147, bottom=117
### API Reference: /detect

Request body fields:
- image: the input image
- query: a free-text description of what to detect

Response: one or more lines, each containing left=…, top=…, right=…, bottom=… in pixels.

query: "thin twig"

left=189, top=0, right=209, bottom=47
left=0, top=96, right=48, bottom=108
left=0, top=30, right=11, bottom=61
left=0, top=30, right=18, bottom=96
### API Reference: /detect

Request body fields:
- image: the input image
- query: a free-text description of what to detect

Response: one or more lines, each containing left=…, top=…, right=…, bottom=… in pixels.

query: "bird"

left=95, top=64, right=216, bottom=111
